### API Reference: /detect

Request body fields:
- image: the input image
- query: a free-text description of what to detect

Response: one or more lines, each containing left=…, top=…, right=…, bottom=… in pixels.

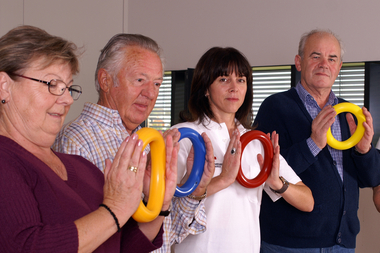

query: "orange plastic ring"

left=237, top=130, right=273, bottom=188
left=132, top=128, right=166, bottom=223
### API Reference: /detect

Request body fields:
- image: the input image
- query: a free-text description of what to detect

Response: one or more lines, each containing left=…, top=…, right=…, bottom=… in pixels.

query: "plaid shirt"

left=53, top=102, right=206, bottom=252
left=295, top=83, right=344, bottom=181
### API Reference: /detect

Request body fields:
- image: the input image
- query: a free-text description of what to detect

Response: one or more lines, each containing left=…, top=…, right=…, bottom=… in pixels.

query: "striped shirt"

left=295, top=83, right=344, bottom=181
left=53, top=102, right=206, bottom=252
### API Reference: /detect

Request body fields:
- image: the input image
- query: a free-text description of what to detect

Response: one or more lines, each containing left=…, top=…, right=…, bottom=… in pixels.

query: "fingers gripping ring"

left=326, top=102, right=366, bottom=150
left=175, top=128, right=206, bottom=197
left=132, top=128, right=166, bottom=223
left=237, top=130, right=273, bottom=188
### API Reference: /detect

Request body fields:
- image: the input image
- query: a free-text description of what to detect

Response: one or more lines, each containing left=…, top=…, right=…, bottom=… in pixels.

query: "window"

left=149, top=63, right=365, bottom=131
left=332, top=63, right=365, bottom=107
left=146, top=71, right=172, bottom=131
left=252, top=66, right=292, bottom=120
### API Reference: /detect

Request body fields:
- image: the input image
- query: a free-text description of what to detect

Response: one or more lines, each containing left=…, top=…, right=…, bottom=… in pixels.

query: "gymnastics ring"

left=175, top=128, right=206, bottom=197
left=326, top=102, right=366, bottom=150
left=237, top=130, right=273, bottom=188
left=132, top=128, right=166, bottom=223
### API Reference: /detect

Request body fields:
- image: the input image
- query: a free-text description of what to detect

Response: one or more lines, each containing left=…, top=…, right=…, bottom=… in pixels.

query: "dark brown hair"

left=181, top=47, right=253, bottom=129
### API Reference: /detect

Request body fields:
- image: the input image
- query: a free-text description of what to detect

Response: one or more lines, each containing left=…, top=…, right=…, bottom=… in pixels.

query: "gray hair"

left=94, top=33, right=164, bottom=92
left=298, top=29, right=345, bottom=61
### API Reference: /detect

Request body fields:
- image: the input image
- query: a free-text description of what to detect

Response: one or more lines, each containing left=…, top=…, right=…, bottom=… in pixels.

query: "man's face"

left=108, top=46, right=163, bottom=132
left=295, top=33, right=342, bottom=95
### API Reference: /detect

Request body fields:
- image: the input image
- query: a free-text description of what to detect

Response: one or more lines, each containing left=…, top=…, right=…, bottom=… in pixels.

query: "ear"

left=97, top=69, right=113, bottom=93
left=0, top=72, right=11, bottom=102
left=205, top=89, right=209, bottom=97
left=294, top=55, right=302, bottom=72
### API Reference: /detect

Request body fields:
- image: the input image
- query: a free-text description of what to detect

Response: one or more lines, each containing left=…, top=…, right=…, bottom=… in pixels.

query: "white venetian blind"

left=146, top=71, right=172, bottom=131
left=251, top=66, right=292, bottom=120
left=332, top=63, right=365, bottom=107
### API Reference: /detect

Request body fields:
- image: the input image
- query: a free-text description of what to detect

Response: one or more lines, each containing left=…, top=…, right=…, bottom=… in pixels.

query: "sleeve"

left=263, top=154, right=302, bottom=202
left=151, top=196, right=206, bottom=253
left=0, top=160, right=79, bottom=253
left=352, top=146, right=380, bottom=187
left=120, top=219, right=163, bottom=253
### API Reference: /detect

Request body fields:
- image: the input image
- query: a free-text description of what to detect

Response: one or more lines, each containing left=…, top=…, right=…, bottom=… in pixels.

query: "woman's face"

left=206, top=72, right=247, bottom=119
left=6, top=60, right=74, bottom=147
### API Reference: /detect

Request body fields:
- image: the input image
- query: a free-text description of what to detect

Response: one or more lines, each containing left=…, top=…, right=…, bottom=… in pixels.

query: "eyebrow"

left=310, top=52, right=338, bottom=59
left=141, top=73, right=164, bottom=81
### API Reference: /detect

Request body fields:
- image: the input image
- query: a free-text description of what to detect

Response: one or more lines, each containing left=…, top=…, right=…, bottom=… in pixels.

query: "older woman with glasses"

left=0, top=25, right=171, bottom=253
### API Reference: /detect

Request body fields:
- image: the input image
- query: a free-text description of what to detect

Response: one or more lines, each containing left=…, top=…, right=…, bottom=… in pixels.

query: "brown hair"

left=0, top=25, right=80, bottom=77
left=181, top=47, right=253, bottom=129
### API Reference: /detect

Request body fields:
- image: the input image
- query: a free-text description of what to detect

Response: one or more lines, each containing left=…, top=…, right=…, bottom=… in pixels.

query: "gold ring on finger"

left=128, top=166, right=138, bottom=173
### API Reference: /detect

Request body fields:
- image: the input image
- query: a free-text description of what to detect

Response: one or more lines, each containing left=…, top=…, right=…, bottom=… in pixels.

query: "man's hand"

left=311, top=105, right=336, bottom=149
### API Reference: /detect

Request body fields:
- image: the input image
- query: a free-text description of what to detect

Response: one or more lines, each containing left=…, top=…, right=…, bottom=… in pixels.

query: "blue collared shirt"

left=295, top=82, right=344, bottom=181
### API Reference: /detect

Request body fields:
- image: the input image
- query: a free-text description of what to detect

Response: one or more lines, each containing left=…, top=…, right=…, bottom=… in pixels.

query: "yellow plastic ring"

left=326, top=102, right=366, bottom=150
left=132, top=128, right=166, bottom=222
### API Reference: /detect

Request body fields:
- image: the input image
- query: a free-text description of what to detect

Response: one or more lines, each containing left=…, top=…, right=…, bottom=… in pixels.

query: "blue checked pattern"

left=296, top=83, right=344, bottom=181
left=53, top=102, right=206, bottom=252
left=152, top=197, right=207, bottom=253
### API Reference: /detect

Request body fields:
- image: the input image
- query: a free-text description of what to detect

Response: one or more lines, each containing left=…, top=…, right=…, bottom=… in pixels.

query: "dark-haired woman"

left=173, top=47, right=314, bottom=253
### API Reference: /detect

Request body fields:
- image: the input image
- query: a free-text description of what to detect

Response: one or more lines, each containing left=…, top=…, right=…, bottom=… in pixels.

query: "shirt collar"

left=295, top=82, right=338, bottom=108
left=82, top=102, right=140, bottom=133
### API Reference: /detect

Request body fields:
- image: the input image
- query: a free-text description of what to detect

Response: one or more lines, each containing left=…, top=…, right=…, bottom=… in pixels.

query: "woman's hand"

left=206, top=129, right=241, bottom=197
left=102, top=133, right=147, bottom=226
left=262, top=131, right=283, bottom=191
left=263, top=131, right=314, bottom=212
left=219, top=129, right=242, bottom=184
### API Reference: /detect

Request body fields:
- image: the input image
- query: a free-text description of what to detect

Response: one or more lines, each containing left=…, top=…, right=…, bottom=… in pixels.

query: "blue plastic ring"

left=175, top=127, right=206, bottom=197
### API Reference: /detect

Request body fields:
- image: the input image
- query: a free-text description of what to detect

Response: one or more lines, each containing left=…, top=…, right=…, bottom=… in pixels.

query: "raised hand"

left=347, top=106, right=373, bottom=154
left=311, top=105, right=336, bottom=149
left=102, top=133, right=147, bottom=226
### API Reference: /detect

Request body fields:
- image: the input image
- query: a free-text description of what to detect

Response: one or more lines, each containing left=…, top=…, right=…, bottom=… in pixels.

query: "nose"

left=141, top=81, right=158, bottom=99
left=318, top=57, right=329, bottom=69
left=229, top=79, right=239, bottom=92
left=59, top=88, right=74, bottom=105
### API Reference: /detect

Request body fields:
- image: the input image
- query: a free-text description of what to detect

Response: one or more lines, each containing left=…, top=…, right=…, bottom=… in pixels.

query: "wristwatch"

left=270, top=176, right=289, bottom=194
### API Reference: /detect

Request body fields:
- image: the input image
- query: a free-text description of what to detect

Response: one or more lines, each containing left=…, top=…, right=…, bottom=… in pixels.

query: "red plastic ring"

left=237, top=130, right=274, bottom=188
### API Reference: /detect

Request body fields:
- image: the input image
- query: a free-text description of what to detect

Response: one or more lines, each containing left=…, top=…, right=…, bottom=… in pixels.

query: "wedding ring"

left=231, top=148, right=236, bottom=155
left=128, top=166, right=138, bottom=173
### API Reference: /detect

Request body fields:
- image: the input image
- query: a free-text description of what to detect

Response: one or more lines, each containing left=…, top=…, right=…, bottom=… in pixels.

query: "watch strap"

left=270, top=176, right=289, bottom=194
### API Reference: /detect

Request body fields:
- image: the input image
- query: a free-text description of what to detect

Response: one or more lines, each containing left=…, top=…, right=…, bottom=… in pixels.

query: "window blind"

left=332, top=63, right=365, bottom=107
left=251, top=66, right=292, bottom=120
left=147, top=63, right=365, bottom=131
left=147, top=71, right=172, bottom=130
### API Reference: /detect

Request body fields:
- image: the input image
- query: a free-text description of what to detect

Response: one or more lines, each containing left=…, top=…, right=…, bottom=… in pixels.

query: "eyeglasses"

left=11, top=73, right=82, bottom=100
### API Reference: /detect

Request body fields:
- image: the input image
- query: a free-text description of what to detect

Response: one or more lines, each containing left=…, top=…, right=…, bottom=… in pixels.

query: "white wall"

left=0, top=0, right=128, bottom=124
left=1, top=0, right=380, bottom=252
left=128, top=0, right=380, bottom=70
